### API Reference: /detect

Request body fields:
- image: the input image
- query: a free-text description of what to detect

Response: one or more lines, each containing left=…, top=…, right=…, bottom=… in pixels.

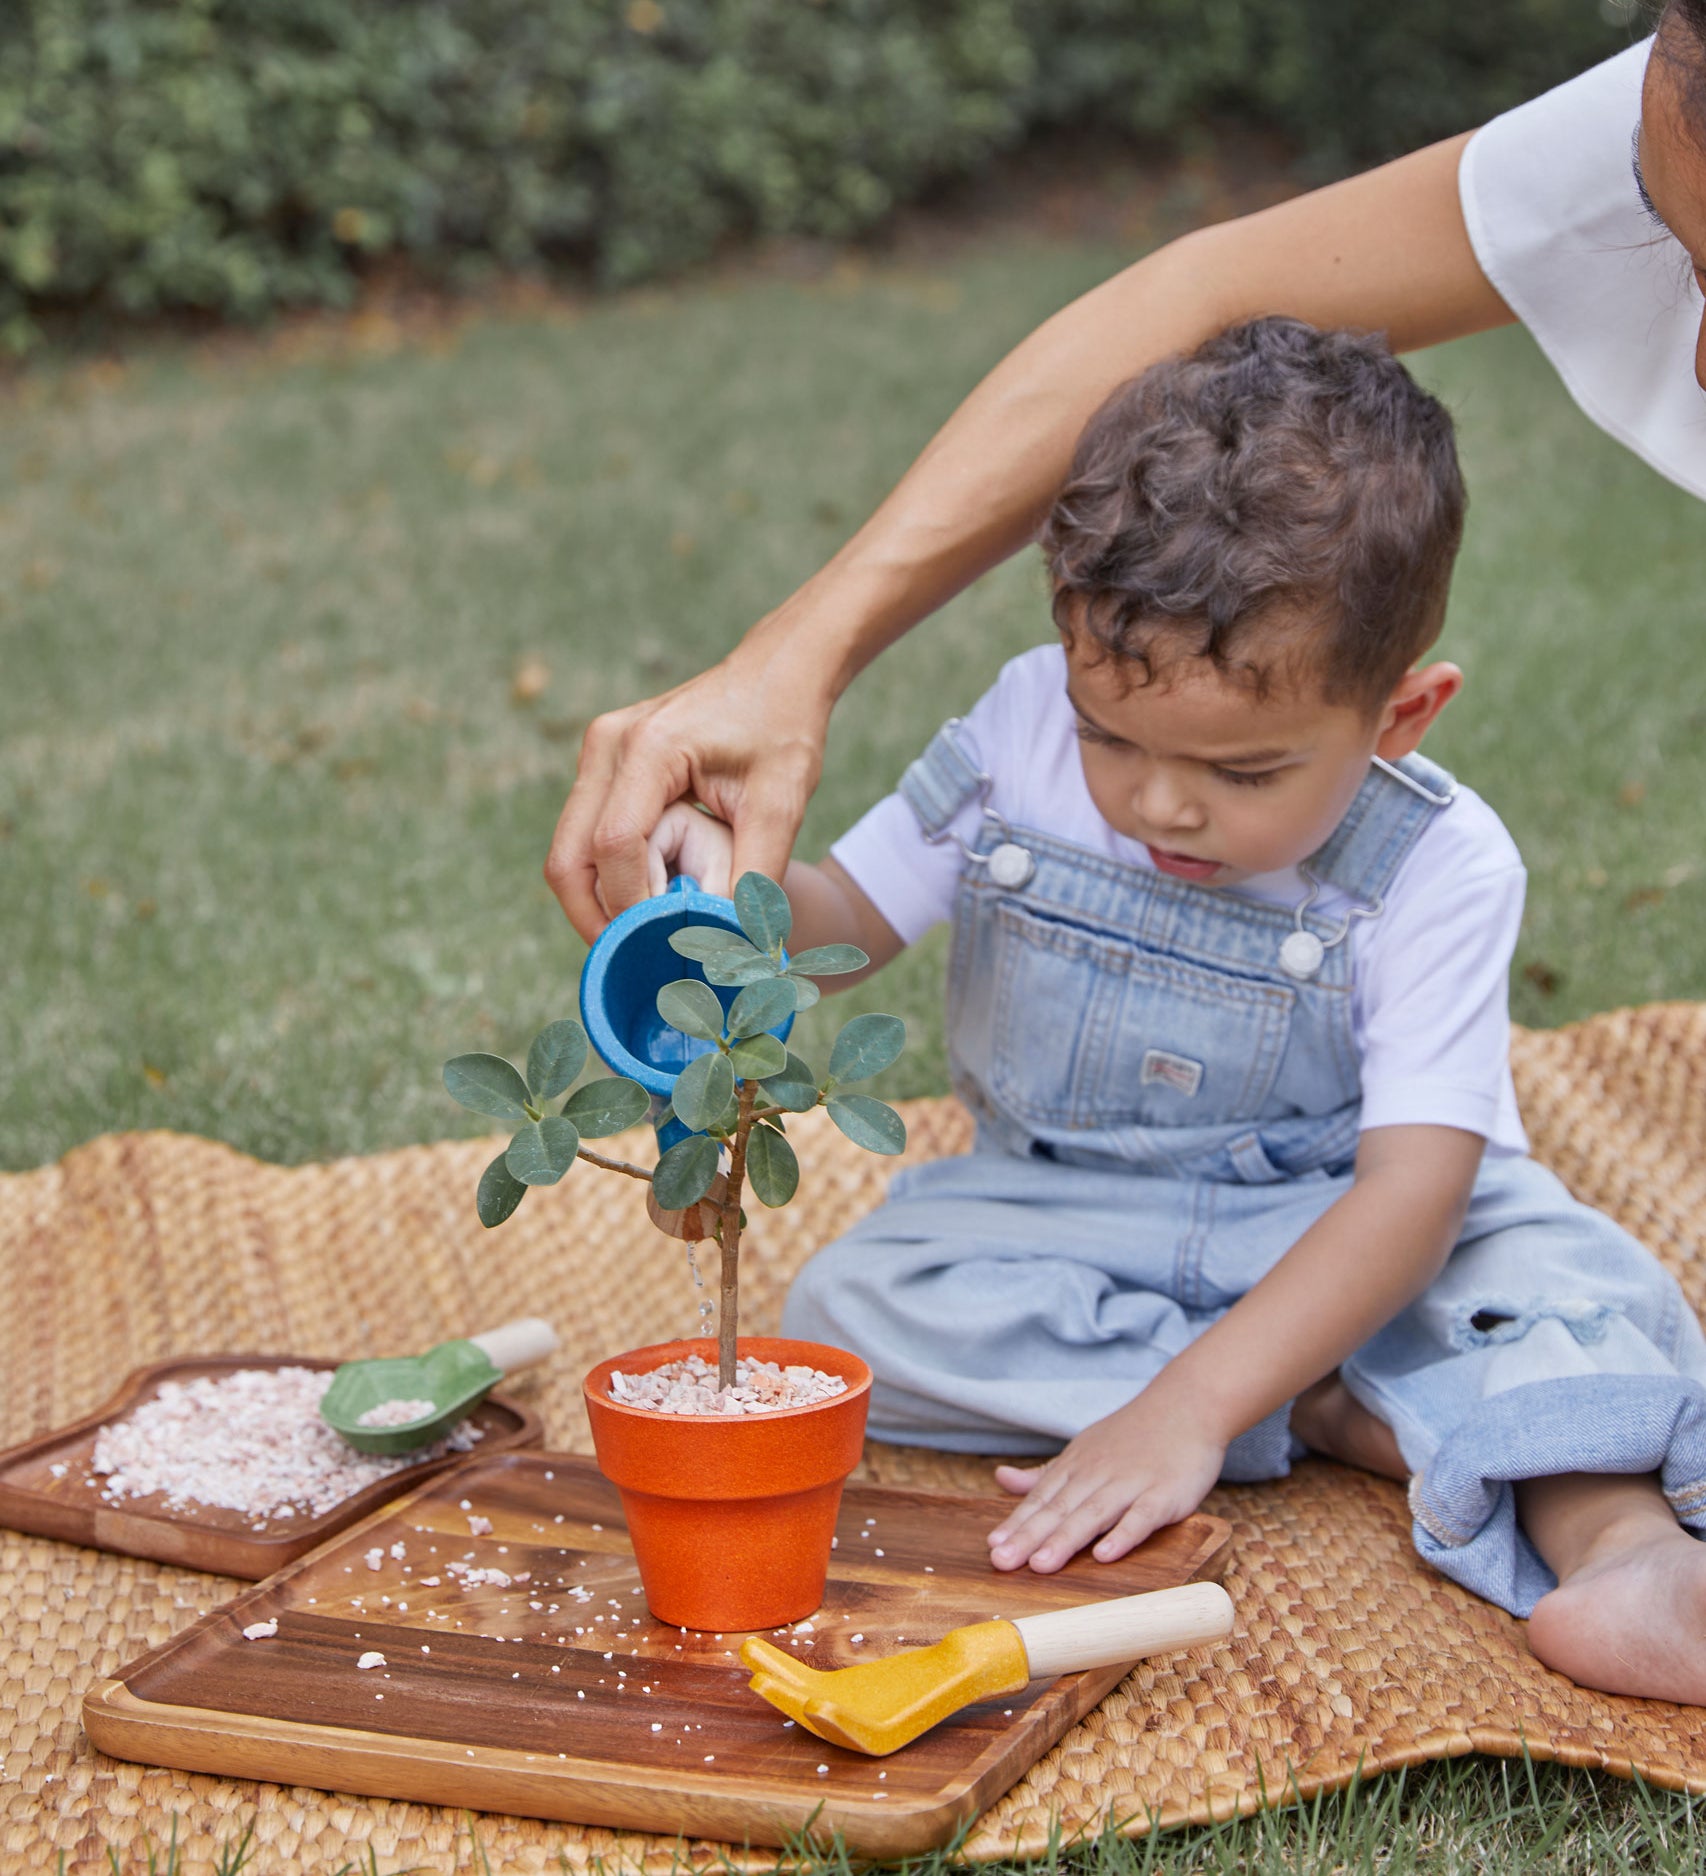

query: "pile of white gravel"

left=90, top=1367, right=481, bottom=1520
left=608, top=1353, right=847, bottom=1415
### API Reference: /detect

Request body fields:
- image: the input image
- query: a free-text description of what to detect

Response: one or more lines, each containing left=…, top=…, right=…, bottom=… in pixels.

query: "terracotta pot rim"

left=584, top=1334, right=871, bottom=1426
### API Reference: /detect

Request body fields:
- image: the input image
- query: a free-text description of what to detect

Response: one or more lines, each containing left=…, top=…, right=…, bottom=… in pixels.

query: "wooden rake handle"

left=1011, top=1581, right=1234, bottom=1679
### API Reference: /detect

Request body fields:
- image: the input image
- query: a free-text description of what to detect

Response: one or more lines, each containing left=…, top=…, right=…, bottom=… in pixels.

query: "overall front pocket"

left=987, top=899, right=1294, bottom=1131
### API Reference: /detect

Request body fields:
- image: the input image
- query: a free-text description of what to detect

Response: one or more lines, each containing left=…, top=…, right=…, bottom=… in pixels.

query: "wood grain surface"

left=0, top=1354, right=542, bottom=1578
left=84, top=1451, right=1231, bottom=1856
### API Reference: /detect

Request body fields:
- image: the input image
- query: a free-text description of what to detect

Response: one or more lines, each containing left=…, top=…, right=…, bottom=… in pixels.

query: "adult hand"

left=986, top=1387, right=1227, bottom=1573
left=544, top=623, right=833, bottom=942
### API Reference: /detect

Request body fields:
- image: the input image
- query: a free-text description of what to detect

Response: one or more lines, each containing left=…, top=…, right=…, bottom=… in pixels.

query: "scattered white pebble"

left=364, top=1549, right=384, bottom=1571
left=356, top=1651, right=387, bottom=1670
left=467, top=1514, right=493, bottom=1537
left=242, top=1619, right=278, bottom=1641
left=816, top=1764, right=829, bottom=1776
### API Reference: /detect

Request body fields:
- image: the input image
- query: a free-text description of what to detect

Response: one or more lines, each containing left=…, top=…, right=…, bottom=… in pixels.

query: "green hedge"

left=0, top=0, right=1630, bottom=345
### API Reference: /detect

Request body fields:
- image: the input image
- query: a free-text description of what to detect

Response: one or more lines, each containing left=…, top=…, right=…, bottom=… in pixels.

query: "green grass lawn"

left=5, top=226, right=1706, bottom=1869
left=5, top=239, right=1703, bottom=1171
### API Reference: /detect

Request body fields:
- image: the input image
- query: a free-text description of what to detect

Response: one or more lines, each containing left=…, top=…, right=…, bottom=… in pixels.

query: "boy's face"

left=1063, top=633, right=1451, bottom=886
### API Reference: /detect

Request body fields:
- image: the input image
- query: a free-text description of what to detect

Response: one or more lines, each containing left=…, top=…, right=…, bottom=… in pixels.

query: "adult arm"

left=987, top=1123, right=1486, bottom=1571
left=546, top=131, right=1514, bottom=940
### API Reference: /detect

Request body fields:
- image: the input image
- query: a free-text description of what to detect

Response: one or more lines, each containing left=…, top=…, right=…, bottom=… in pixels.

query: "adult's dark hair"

left=1039, top=316, right=1466, bottom=713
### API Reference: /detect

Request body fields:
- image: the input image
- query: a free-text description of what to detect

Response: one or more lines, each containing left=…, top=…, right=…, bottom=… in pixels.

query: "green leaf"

left=727, top=975, right=797, bottom=1038
left=760, top=1051, right=819, bottom=1112
left=701, top=951, right=783, bottom=987
left=668, top=926, right=762, bottom=964
left=652, top=1134, right=720, bottom=1210
left=727, top=1032, right=786, bottom=1080
left=506, top=1115, right=581, bottom=1185
left=733, top=871, right=791, bottom=953
left=711, top=1093, right=742, bottom=1137
left=671, top=1049, right=735, bottom=1131
left=562, top=1076, right=651, bottom=1137
left=526, top=1019, right=588, bottom=1103
left=656, top=978, right=726, bottom=1043
left=444, top=1053, right=532, bottom=1122
left=827, top=1093, right=907, bottom=1155
left=787, top=973, right=821, bottom=1011
left=786, top=944, right=868, bottom=976
left=828, top=1012, right=906, bottom=1083
left=746, top=1124, right=800, bottom=1207
left=476, top=1151, right=527, bottom=1226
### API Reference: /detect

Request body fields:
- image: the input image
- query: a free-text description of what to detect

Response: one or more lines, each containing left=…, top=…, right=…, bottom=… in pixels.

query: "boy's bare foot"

left=1521, top=1474, right=1706, bottom=1705
left=1291, top=1373, right=1409, bottom=1481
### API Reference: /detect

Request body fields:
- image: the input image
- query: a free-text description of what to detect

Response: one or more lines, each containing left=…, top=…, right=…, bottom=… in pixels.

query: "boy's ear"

left=1375, top=662, right=1462, bottom=762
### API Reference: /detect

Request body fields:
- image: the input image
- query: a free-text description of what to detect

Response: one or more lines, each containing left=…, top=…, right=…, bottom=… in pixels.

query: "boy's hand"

left=644, top=801, right=735, bottom=900
left=987, top=1389, right=1226, bottom=1573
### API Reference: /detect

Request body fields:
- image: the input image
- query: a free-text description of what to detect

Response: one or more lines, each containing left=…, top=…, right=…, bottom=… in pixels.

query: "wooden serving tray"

left=85, top=1451, right=1231, bottom=1856
left=0, top=1354, right=542, bottom=1578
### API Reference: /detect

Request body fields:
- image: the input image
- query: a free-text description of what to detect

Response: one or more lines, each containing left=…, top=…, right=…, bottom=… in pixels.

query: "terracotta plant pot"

left=583, top=1334, right=872, bottom=1632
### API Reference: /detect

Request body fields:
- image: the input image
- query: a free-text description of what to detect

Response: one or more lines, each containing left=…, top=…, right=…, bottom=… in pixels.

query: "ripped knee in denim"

left=1451, top=1297, right=1616, bottom=1352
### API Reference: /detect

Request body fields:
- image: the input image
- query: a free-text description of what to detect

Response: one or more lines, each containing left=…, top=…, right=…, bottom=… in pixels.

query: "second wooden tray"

left=0, top=1354, right=542, bottom=1577
left=85, top=1450, right=1231, bottom=1856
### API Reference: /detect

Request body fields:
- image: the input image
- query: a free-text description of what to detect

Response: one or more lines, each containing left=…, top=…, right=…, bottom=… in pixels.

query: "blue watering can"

left=579, top=876, right=794, bottom=1149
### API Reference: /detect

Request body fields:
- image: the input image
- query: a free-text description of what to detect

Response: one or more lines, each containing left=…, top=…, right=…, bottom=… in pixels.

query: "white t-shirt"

left=832, top=646, right=1529, bottom=1155
left=1459, top=38, right=1706, bottom=502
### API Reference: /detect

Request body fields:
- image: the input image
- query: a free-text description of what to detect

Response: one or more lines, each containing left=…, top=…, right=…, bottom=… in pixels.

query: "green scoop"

left=319, top=1317, right=559, bottom=1455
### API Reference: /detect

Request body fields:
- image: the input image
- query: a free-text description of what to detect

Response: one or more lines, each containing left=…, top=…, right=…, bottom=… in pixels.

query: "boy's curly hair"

left=1039, top=316, right=1466, bottom=712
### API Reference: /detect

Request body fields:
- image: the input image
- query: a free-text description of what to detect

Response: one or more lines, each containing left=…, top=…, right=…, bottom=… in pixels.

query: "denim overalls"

left=783, top=723, right=1706, bottom=1615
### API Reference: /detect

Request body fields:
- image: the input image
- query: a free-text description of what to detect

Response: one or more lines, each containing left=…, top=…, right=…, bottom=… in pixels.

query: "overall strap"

left=1307, top=751, right=1458, bottom=905
left=897, top=719, right=990, bottom=838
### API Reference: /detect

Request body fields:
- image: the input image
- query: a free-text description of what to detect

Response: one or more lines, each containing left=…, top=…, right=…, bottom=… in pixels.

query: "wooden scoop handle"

left=466, top=1318, right=560, bottom=1375
left=1010, top=1581, right=1233, bottom=1679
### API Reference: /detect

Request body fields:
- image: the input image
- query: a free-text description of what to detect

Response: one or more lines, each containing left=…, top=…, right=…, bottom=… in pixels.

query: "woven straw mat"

left=5, top=1005, right=1706, bottom=1872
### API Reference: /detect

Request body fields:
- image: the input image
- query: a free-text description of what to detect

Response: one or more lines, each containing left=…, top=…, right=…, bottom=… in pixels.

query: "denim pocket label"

left=1141, top=1048, right=1204, bottom=1099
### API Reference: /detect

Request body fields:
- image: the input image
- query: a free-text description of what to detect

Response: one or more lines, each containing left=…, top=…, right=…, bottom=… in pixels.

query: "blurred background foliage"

left=0, top=0, right=1633, bottom=349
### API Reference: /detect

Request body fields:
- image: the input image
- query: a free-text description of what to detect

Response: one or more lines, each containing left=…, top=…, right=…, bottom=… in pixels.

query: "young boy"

left=646, top=317, right=1706, bottom=1705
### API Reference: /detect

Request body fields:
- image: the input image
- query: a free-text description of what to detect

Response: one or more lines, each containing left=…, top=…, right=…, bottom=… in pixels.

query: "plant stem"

left=576, top=1147, right=652, bottom=1181
left=716, top=1079, right=757, bottom=1389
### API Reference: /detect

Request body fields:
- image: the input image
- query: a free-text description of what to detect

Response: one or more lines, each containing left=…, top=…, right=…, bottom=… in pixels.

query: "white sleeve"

left=1353, top=791, right=1527, bottom=1151
left=1458, top=38, right=1706, bottom=502
left=828, top=704, right=992, bottom=948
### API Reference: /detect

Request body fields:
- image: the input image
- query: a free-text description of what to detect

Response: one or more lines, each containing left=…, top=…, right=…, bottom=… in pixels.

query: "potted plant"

left=442, top=871, right=907, bottom=1630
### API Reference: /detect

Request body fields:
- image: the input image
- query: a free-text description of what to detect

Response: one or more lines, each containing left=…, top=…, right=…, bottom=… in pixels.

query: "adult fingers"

left=588, top=715, right=696, bottom=923
left=722, top=745, right=820, bottom=894
left=544, top=706, right=641, bottom=942
left=545, top=705, right=692, bottom=941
